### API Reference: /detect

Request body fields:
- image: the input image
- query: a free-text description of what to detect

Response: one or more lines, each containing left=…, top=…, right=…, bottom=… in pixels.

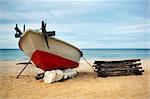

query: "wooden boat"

left=15, top=21, right=83, bottom=71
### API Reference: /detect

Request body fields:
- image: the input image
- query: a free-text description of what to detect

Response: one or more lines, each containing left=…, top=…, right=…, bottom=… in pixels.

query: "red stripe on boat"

left=31, top=50, right=79, bottom=71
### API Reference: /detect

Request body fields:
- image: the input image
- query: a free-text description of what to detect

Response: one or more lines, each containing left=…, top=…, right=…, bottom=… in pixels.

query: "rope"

left=82, top=57, right=95, bottom=72
left=82, top=57, right=97, bottom=79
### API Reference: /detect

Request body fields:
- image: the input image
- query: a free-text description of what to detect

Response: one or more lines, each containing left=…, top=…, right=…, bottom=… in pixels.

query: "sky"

left=0, top=0, right=149, bottom=49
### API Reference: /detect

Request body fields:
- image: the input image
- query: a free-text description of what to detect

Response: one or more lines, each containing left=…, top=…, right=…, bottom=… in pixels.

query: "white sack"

left=55, top=70, right=64, bottom=81
left=44, top=70, right=63, bottom=83
left=44, top=69, right=78, bottom=84
left=63, top=69, right=78, bottom=79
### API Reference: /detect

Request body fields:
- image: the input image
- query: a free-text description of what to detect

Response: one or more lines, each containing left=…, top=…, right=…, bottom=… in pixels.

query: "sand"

left=0, top=59, right=150, bottom=99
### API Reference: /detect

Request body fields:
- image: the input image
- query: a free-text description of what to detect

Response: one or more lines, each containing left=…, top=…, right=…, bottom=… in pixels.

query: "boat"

left=15, top=21, right=83, bottom=71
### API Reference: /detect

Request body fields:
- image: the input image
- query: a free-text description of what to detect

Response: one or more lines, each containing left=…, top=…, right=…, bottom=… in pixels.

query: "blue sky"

left=0, top=0, right=149, bottom=48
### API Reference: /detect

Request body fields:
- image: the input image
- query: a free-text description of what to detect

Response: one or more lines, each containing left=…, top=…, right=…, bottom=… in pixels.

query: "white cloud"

left=113, top=24, right=150, bottom=34
left=95, top=23, right=149, bottom=37
left=0, top=0, right=149, bottom=48
left=0, top=0, right=120, bottom=24
left=0, top=11, right=16, bottom=20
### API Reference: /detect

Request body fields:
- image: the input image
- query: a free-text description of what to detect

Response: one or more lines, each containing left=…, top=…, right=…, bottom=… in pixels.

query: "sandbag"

left=44, top=70, right=63, bottom=83
left=43, top=69, right=78, bottom=84
left=55, top=70, right=64, bottom=81
left=63, top=69, right=78, bottom=79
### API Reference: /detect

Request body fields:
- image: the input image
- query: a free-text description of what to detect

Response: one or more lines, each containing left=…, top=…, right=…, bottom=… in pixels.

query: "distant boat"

left=15, top=21, right=83, bottom=71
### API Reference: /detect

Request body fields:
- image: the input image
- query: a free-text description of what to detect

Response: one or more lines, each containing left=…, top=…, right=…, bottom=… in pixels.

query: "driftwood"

left=93, top=59, right=144, bottom=77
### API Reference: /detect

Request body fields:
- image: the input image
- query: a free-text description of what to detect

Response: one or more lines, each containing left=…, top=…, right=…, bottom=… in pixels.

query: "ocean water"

left=0, top=49, right=149, bottom=61
left=81, top=49, right=150, bottom=60
left=0, top=49, right=28, bottom=61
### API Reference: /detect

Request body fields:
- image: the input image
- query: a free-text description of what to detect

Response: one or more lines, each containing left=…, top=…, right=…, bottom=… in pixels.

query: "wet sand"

left=0, top=59, right=150, bottom=99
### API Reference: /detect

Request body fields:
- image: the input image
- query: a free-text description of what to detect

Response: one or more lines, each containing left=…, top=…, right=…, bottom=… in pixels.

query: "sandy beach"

left=0, top=59, right=150, bottom=99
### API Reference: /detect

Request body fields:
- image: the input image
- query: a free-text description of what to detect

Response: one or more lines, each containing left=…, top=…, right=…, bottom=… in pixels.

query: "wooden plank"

left=98, top=71, right=134, bottom=77
left=93, top=59, right=144, bottom=77
left=98, top=69, right=144, bottom=77
left=97, top=66, right=142, bottom=72
left=94, top=63, right=141, bottom=68
left=98, top=72, right=135, bottom=77
left=94, top=59, right=140, bottom=65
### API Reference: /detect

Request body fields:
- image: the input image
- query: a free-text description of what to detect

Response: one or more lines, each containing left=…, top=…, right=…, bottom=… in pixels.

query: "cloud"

left=0, top=0, right=148, bottom=26
left=0, top=0, right=149, bottom=48
left=107, top=24, right=150, bottom=34
left=116, top=24, right=150, bottom=33
left=0, top=22, right=149, bottom=48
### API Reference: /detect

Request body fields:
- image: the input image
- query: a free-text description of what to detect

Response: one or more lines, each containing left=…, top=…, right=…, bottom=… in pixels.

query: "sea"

left=0, top=49, right=149, bottom=61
